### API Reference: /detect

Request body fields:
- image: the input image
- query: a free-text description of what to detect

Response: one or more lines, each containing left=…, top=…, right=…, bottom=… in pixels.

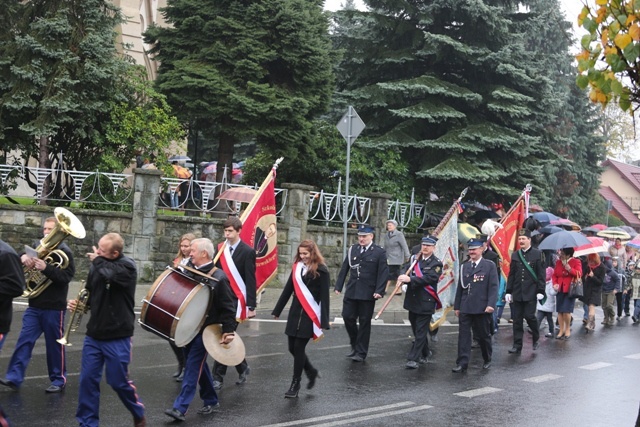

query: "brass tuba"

left=23, top=207, right=86, bottom=299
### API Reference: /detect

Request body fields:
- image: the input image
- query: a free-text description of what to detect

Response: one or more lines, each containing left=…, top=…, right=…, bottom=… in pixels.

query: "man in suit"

left=452, top=237, right=498, bottom=373
left=398, top=235, right=442, bottom=369
left=505, top=229, right=546, bottom=354
left=335, top=224, right=389, bottom=362
left=212, top=217, right=256, bottom=389
left=1, top=217, right=74, bottom=393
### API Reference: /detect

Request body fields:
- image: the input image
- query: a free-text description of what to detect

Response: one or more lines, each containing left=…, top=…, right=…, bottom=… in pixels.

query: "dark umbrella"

left=471, top=210, right=500, bottom=222
left=538, top=225, right=563, bottom=235
left=538, top=230, right=592, bottom=250
left=618, top=226, right=638, bottom=238
left=581, top=226, right=600, bottom=234
left=531, top=212, right=560, bottom=226
left=168, top=155, right=191, bottom=162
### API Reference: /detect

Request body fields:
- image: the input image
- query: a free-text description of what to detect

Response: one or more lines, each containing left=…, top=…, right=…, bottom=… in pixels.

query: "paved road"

left=0, top=289, right=638, bottom=426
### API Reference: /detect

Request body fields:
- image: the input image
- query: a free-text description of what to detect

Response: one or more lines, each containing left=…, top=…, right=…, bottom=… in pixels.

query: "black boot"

left=306, top=369, right=321, bottom=390
left=175, top=368, right=184, bottom=382
left=284, top=377, right=301, bottom=398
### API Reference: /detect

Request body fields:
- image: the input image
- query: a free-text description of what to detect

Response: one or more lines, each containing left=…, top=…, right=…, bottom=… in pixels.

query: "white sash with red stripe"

left=292, top=262, right=323, bottom=340
left=219, top=244, right=247, bottom=320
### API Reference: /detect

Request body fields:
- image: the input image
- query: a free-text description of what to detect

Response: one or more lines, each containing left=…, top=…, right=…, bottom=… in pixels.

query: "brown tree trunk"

left=217, top=130, right=236, bottom=184
left=38, top=135, right=50, bottom=205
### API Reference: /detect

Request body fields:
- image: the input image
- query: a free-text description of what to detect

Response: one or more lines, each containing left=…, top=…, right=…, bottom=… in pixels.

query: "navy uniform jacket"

left=335, top=244, right=389, bottom=300
left=454, top=258, right=498, bottom=314
left=28, top=241, right=75, bottom=311
left=506, top=247, right=545, bottom=301
left=403, top=254, right=443, bottom=315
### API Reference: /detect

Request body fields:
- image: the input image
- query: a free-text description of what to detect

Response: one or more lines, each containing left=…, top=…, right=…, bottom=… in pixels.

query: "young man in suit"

left=212, top=217, right=256, bottom=389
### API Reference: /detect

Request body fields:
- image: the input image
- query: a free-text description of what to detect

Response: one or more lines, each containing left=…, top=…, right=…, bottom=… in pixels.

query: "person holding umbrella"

left=582, top=253, right=606, bottom=332
left=552, top=248, right=582, bottom=339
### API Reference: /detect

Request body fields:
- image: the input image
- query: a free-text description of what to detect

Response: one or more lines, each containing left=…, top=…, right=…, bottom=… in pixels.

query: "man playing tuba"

left=0, top=216, right=75, bottom=393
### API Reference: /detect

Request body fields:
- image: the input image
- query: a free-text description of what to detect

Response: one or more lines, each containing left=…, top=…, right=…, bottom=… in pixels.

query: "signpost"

left=336, top=106, right=366, bottom=259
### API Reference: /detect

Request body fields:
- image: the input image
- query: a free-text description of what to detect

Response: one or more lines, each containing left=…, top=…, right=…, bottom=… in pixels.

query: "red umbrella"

left=589, top=223, right=607, bottom=231
left=574, top=237, right=609, bottom=258
left=217, top=187, right=257, bottom=203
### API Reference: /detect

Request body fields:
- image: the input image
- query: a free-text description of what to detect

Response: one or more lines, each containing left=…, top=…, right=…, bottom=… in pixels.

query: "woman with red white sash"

left=272, top=240, right=330, bottom=398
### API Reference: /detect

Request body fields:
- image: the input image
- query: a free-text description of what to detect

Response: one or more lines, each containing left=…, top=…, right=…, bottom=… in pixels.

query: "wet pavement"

left=1, top=285, right=639, bottom=426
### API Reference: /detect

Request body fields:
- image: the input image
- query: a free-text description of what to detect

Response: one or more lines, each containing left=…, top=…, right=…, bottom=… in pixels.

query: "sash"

left=413, top=257, right=442, bottom=309
left=517, top=250, right=546, bottom=304
left=292, top=262, right=323, bottom=340
left=219, top=244, right=247, bottom=321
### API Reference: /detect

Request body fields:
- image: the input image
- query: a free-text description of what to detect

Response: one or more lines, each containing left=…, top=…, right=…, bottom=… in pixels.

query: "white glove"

left=401, top=284, right=407, bottom=293
left=505, top=294, right=512, bottom=303
left=536, top=293, right=544, bottom=300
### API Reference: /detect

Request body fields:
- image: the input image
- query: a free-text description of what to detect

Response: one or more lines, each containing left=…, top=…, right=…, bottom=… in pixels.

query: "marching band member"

left=397, top=235, right=442, bottom=369
left=334, top=224, right=389, bottom=362
left=0, top=240, right=25, bottom=353
left=75, top=233, right=145, bottom=427
left=212, top=217, right=256, bottom=389
left=0, top=217, right=73, bottom=393
left=165, top=238, right=237, bottom=422
left=272, top=240, right=330, bottom=398
left=452, top=237, right=498, bottom=373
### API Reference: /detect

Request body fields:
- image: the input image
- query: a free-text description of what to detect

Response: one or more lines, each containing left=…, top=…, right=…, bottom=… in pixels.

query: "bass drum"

left=139, top=267, right=210, bottom=347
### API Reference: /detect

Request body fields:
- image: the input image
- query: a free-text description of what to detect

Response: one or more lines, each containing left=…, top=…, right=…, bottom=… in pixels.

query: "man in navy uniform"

left=335, top=224, right=389, bottom=362
left=452, top=237, right=498, bottom=373
left=505, top=229, right=545, bottom=354
left=398, top=235, right=442, bottom=369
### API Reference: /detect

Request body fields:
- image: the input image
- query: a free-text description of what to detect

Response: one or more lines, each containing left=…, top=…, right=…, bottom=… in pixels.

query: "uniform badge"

left=435, top=266, right=441, bottom=273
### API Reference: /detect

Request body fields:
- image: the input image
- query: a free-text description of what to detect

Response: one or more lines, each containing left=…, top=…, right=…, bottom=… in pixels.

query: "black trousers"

left=456, top=312, right=492, bottom=368
left=511, top=300, right=539, bottom=349
left=212, top=358, right=249, bottom=382
left=342, top=298, right=376, bottom=359
left=169, top=341, right=185, bottom=367
left=287, top=336, right=315, bottom=380
left=407, top=312, right=432, bottom=362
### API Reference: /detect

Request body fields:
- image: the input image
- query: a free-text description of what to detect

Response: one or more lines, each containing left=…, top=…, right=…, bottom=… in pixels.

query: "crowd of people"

left=0, top=210, right=638, bottom=426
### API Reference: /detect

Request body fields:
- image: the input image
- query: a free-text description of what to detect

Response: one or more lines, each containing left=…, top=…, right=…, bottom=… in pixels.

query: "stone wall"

left=0, top=169, right=422, bottom=286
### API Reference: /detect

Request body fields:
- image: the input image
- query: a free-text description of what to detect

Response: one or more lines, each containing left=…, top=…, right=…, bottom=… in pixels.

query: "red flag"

left=238, top=168, right=278, bottom=291
left=490, top=199, right=525, bottom=280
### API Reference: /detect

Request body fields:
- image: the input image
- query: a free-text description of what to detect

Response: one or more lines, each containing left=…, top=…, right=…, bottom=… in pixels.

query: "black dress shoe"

left=350, top=355, right=365, bottom=362
left=451, top=365, right=467, bottom=373
left=306, top=369, right=321, bottom=390
left=532, top=341, right=540, bottom=350
left=482, top=360, right=492, bottom=370
left=45, top=384, right=64, bottom=393
left=197, top=403, right=220, bottom=415
left=175, top=368, right=184, bottom=382
left=405, top=360, right=419, bottom=369
left=471, top=341, right=480, bottom=349
left=430, top=334, right=439, bottom=343
left=508, top=347, right=521, bottom=354
left=164, top=408, right=186, bottom=421
left=345, top=349, right=356, bottom=358
left=172, top=366, right=184, bottom=378
left=0, top=379, right=18, bottom=391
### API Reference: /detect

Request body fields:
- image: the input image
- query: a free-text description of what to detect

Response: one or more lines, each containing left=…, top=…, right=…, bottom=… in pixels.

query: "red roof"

left=598, top=186, right=640, bottom=228
left=602, top=159, right=640, bottom=193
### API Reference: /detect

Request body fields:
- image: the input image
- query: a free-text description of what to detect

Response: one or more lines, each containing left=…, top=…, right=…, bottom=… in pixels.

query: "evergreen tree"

left=144, top=0, right=335, bottom=182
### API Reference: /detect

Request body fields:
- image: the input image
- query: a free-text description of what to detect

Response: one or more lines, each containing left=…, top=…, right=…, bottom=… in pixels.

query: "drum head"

left=202, top=324, right=245, bottom=366
left=173, top=284, right=211, bottom=347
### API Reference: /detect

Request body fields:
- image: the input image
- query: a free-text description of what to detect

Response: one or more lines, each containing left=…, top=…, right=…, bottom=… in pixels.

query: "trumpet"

left=57, top=287, right=89, bottom=347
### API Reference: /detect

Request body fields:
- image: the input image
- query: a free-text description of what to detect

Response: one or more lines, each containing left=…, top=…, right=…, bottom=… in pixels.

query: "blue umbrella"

left=538, top=231, right=591, bottom=250
left=538, top=225, right=563, bottom=235
left=531, top=212, right=560, bottom=226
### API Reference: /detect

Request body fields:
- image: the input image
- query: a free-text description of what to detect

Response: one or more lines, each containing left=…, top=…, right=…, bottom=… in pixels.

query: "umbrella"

left=618, top=226, right=638, bottom=238
left=529, top=204, right=544, bottom=213
left=538, top=225, right=563, bottom=235
left=597, top=227, right=631, bottom=240
left=202, top=163, right=217, bottom=175
left=627, top=236, right=640, bottom=250
left=574, top=237, right=609, bottom=258
left=589, top=223, right=607, bottom=231
left=538, top=231, right=591, bottom=250
left=531, top=212, right=560, bottom=226
left=169, top=155, right=191, bottom=162
left=471, top=210, right=500, bottom=222
left=217, top=187, right=257, bottom=203
left=550, top=218, right=581, bottom=231
left=581, top=226, right=600, bottom=235
left=458, top=223, right=480, bottom=243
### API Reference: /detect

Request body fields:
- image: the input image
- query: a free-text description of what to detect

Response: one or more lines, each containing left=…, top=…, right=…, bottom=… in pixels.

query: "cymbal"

left=202, top=324, right=245, bottom=366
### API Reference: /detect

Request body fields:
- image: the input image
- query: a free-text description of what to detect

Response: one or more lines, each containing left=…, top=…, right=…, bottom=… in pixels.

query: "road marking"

left=454, top=387, right=502, bottom=398
left=260, top=402, right=417, bottom=427
left=624, top=353, right=640, bottom=359
left=579, top=362, right=613, bottom=370
left=310, top=405, right=433, bottom=427
left=523, top=374, right=563, bottom=383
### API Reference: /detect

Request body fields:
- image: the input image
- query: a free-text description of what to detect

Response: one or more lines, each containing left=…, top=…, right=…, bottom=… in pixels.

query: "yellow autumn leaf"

left=602, top=28, right=610, bottom=45
left=595, top=0, right=607, bottom=5
left=604, top=45, right=617, bottom=55
left=631, top=23, right=640, bottom=41
left=576, top=50, right=591, bottom=61
left=615, top=33, right=633, bottom=49
left=597, top=91, right=608, bottom=103
left=626, top=14, right=636, bottom=26
left=589, top=89, right=599, bottom=102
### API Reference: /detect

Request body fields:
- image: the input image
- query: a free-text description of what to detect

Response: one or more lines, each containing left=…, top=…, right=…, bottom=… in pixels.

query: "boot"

left=306, top=369, right=321, bottom=390
left=285, top=377, right=301, bottom=398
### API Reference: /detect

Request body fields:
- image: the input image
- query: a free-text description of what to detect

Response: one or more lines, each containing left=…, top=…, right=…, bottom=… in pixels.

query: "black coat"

left=216, top=240, right=257, bottom=309
left=454, top=258, right=499, bottom=314
left=29, top=242, right=75, bottom=310
left=335, top=244, right=389, bottom=300
left=506, top=247, right=545, bottom=301
left=582, top=262, right=605, bottom=306
left=0, top=240, right=25, bottom=334
left=403, top=254, right=443, bottom=315
left=272, top=264, right=330, bottom=339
